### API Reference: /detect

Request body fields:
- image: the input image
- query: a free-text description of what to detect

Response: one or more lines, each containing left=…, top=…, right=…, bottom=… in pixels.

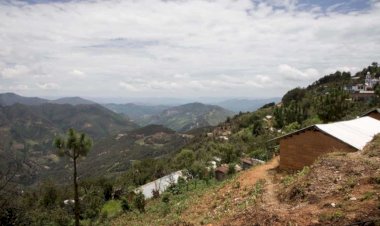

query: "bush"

left=152, top=189, right=160, bottom=199
left=161, top=193, right=170, bottom=204
left=0, top=207, right=31, bottom=226
left=177, top=176, right=186, bottom=186
left=133, top=192, right=146, bottom=213
left=82, top=194, right=103, bottom=219
left=121, top=198, right=131, bottom=212
left=167, top=183, right=181, bottom=195
left=228, top=163, right=236, bottom=175
left=103, top=183, right=113, bottom=201
left=40, top=181, right=59, bottom=208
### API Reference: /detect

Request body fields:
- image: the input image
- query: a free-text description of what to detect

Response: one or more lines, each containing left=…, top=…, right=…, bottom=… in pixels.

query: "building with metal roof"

left=361, top=108, right=380, bottom=120
left=274, top=116, right=380, bottom=170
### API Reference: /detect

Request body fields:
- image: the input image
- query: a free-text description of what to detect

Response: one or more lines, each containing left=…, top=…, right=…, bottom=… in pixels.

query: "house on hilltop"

left=273, top=116, right=380, bottom=170
left=347, top=72, right=378, bottom=101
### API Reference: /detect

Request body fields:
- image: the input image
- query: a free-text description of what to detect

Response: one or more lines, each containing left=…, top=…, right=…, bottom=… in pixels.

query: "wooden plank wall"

left=367, top=112, right=380, bottom=121
left=279, top=129, right=357, bottom=170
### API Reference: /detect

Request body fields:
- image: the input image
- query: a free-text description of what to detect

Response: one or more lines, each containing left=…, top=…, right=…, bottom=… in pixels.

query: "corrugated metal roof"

left=316, top=116, right=380, bottom=150
left=136, top=171, right=183, bottom=199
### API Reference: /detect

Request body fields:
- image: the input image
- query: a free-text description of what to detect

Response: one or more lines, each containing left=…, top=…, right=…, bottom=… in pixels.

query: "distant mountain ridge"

left=216, top=97, right=281, bottom=112
left=0, top=92, right=47, bottom=106
left=149, top=102, right=234, bottom=131
left=103, top=103, right=170, bottom=124
left=50, top=97, right=96, bottom=105
left=103, top=102, right=234, bottom=131
left=0, top=92, right=96, bottom=106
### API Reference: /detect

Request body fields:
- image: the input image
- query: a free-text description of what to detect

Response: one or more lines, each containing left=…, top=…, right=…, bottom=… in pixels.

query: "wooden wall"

left=366, top=112, right=380, bottom=121
left=279, top=129, right=357, bottom=170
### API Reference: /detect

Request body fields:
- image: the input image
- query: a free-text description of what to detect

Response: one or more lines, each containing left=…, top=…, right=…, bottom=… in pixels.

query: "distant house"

left=215, top=165, right=229, bottom=181
left=361, top=108, right=380, bottom=121
left=241, top=158, right=254, bottom=170
left=350, top=91, right=375, bottom=101
left=347, top=72, right=378, bottom=101
left=240, top=158, right=264, bottom=170
left=273, top=117, right=380, bottom=170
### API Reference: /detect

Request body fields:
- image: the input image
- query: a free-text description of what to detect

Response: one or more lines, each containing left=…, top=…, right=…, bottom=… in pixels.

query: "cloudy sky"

left=0, top=0, right=379, bottom=100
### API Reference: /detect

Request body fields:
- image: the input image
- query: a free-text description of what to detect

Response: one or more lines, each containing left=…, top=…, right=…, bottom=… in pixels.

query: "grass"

left=319, top=210, right=345, bottom=222
left=360, top=191, right=375, bottom=201
left=101, top=200, right=122, bottom=219
left=282, top=166, right=310, bottom=186
left=109, top=178, right=231, bottom=226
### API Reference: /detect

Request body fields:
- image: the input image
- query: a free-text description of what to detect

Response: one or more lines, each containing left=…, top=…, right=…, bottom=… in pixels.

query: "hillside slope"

left=110, top=135, right=380, bottom=226
left=78, top=124, right=189, bottom=179
left=220, top=142, right=380, bottom=225
left=0, top=103, right=139, bottom=185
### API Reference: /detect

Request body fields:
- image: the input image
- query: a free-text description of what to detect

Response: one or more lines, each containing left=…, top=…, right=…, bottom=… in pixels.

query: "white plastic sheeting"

left=316, top=116, right=380, bottom=150
left=135, top=170, right=183, bottom=199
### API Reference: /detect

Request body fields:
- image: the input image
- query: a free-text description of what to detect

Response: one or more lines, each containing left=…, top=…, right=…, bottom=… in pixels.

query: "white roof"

left=135, top=171, right=183, bottom=199
left=316, top=116, right=380, bottom=150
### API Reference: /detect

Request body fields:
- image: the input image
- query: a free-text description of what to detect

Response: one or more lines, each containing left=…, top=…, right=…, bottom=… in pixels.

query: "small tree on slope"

left=54, top=128, right=92, bottom=226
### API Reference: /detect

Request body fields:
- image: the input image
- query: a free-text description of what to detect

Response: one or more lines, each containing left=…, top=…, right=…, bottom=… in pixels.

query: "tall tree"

left=54, top=128, right=92, bottom=226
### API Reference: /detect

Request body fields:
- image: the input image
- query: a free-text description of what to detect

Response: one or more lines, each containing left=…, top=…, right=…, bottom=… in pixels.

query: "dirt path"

left=238, top=156, right=279, bottom=189
left=180, top=157, right=280, bottom=225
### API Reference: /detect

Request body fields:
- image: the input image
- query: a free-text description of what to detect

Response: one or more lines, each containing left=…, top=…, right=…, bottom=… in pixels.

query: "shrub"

left=152, top=189, right=160, bottom=199
left=133, top=192, right=146, bottom=213
left=103, top=183, right=113, bottom=201
left=121, top=198, right=131, bottom=212
left=177, top=176, right=186, bottom=186
left=82, top=194, right=103, bottom=219
left=161, top=193, right=170, bottom=204
left=167, top=183, right=181, bottom=195
left=40, top=181, right=59, bottom=208
left=228, top=163, right=236, bottom=175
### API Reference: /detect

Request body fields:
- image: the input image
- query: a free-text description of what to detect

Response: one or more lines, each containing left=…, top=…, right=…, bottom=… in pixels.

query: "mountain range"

left=104, top=102, right=234, bottom=131
left=0, top=92, right=96, bottom=106
left=0, top=92, right=276, bottom=185
left=147, top=102, right=234, bottom=131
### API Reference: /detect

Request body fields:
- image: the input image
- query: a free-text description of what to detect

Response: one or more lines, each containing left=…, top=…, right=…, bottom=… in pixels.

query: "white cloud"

left=278, top=64, right=320, bottom=81
left=9, top=84, right=29, bottom=90
left=71, top=69, right=86, bottom=78
left=1, top=65, right=30, bottom=79
left=119, top=82, right=140, bottom=92
left=173, top=73, right=190, bottom=79
left=37, top=82, right=59, bottom=90
left=0, top=0, right=379, bottom=98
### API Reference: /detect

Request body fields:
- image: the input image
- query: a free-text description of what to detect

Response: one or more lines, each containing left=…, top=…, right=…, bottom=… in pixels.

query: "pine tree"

left=54, top=128, right=92, bottom=226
